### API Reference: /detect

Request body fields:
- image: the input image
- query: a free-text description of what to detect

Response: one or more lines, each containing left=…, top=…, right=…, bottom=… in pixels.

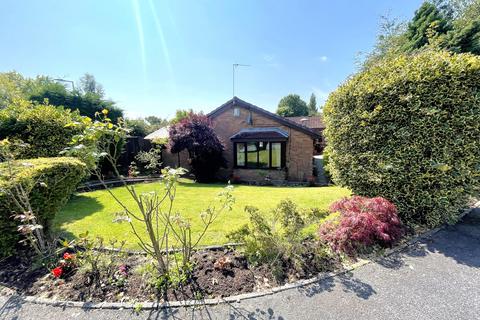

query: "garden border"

left=4, top=202, right=479, bottom=310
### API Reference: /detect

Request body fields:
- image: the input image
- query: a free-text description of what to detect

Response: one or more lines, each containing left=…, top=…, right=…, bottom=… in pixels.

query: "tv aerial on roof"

left=232, top=63, right=250, bottom=97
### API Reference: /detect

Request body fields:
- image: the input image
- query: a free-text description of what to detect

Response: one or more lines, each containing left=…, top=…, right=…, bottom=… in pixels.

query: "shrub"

left=228, top=200, right=334, bottom=281
left=169, top=113, right=226, bottom=182
left=324, top=50, right=480, bottom=227
left=0, top=99, right=83, bottom=158
left=319, top=196, right=404, bottom=256
left=0, top=157, right=87, bottom=257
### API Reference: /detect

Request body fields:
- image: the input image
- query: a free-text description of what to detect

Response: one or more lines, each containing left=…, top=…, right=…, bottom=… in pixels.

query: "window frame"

left=233, top=141, right=286, bottom=169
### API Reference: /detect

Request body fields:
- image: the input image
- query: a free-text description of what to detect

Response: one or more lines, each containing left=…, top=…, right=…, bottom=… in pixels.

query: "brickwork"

left=211, top=104, right=314, bottom=182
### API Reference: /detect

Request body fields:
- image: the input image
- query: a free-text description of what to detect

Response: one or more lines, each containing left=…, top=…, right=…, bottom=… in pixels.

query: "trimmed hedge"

left=0, top=100, right=83, bottom=158
left=0, top=157, right=87, bottom=257
left=324, top=50, right=480, bottom=227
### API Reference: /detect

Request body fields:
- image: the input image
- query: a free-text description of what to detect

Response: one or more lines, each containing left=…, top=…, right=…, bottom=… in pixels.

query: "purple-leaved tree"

left=169, top=113, right=226, bottom=182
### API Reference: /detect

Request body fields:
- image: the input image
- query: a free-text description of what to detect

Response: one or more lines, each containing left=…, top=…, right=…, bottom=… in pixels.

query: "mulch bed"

left=0, top=249, right=299, bottom=303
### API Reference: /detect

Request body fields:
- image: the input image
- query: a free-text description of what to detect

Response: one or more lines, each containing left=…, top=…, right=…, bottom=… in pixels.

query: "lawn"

left=54, top=179, right=350, bottom=249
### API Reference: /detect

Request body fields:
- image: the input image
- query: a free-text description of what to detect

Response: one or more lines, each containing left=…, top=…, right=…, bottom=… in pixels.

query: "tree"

left=125, top=119, right=149, bottom=137
left=79, top=73, right=105, bottom=97
left=0, top=71, right=123, bottom=122
left=307, top=93, right=318, bottom=115
left=276, top=94, right=309, bottom=117
left=0, top=72, right=27, bottom=108
left=361, top=1, right=480, bottom=68
left=402, top=2, right=452, bottom=52
left=145, top=115, right=168, bottom=128
left=447, top=18, right=480, bottom=54
left=169, top=113, right=226, bottom=182
left=170, top=108, right=194, bottom=124
left=125, top=116, right=169, bottom=137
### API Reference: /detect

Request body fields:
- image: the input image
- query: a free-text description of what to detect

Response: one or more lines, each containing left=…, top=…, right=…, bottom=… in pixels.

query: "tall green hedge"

left=324, top=50, right=480, bottom=227
left=0, top=157, right=87, bottom=257
left=0, top=100, right=83, bottom=158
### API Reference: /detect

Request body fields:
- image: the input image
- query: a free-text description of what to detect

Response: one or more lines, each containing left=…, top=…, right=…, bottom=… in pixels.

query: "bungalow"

left=146, top=97, right=324, bottom=183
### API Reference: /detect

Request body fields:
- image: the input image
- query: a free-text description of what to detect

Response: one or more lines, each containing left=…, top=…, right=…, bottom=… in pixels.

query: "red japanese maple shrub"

left=319, top=196, right=404, bottom=256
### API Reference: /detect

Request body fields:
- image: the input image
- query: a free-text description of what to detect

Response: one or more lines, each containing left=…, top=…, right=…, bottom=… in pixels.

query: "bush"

left=0, top=157, right=87, bottom=257
left=324, top=50, right=480, bottom=227
left=228, top=200, right=334, bottom=281
left=319, top=196, right=404, bottom=256
left=169, top=113, right=226, bottom=182
left=0, top=100, right=83, bottom=158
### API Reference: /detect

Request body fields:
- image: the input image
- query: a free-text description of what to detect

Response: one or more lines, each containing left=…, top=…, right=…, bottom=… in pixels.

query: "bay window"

left=234, top=141, right=285, bottom=169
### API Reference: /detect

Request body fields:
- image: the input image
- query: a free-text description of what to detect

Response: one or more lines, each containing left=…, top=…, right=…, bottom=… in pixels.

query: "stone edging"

left=9, top=202, right=480, bottom=310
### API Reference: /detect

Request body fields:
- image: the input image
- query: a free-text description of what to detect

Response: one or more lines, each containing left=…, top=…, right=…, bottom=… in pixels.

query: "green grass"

left=54, top=179, right=350, bottom=249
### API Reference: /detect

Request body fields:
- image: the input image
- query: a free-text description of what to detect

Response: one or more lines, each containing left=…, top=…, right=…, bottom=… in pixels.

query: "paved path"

left=1, top=209, right=479, bottom=320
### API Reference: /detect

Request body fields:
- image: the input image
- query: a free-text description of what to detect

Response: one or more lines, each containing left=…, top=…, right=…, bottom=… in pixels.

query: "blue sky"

left=0, top=0, right=422, bottom=119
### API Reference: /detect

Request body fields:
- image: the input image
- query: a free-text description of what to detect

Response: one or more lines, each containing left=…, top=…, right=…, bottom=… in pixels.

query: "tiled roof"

left=144, top=126, right=169, bottom=140
left=285, top=116, right=325, bottom=129
left=230, top=127, right=289, bottom=141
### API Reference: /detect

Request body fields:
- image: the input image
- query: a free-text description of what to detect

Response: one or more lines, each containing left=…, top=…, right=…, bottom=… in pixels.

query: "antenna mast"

left=232, top=63, right=250, bottom=97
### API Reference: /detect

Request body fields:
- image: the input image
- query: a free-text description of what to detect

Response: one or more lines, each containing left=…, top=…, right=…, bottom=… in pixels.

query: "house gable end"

left=207, top=97, right=321, bottom=139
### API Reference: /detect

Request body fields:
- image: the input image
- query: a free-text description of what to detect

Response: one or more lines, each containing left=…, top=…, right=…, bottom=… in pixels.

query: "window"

left=271, top=142, right=282, bottom=168
left=233, top=107, right=240, bottom=117
left=236, top=143, right=245, bottom=166
left=234, top=141, right=285, bottom=169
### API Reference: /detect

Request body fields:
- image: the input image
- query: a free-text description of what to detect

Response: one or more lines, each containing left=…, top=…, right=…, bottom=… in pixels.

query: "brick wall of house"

left=210, top=104, right=314, bottom=182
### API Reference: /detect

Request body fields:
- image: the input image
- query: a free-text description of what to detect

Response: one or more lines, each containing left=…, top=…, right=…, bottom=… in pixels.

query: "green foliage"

left=228, top=199, right=332, bottom=280
left=308, top=93, right=318, bottom=115
left=0, top=72, right=26, bottom=108
left=362, top=0, right=480, bottom=68
left=78, top=73, right=105, bottom=97
left=74, top=233, right=128, bottom=289
left=276, top=94, right=309, bottom=117
left=447, top=18, right=480, bottom=54
left=170, top=109, right=194, bottom=124
left=125, top=117, right=169, bottom=137
left=0, top=71, right=123, bottom=123
left=131, top=147, right=163, bottom=176
left=29, top=87, right=123, bottom=124
left=0, top=157, right=87, bottom=257
left=403, top=2, right=452, bottom=51
left=324, top=50, right=480, bottom=227
left=125, top=119, right=149, bottom=137
left=0, top=99, right=83, bottom=158
left=63, top=111, right=129, bottom=171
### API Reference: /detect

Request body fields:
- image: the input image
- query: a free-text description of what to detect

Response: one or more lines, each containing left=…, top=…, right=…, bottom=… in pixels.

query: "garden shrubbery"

left=0, top=100, right=83, bottom=158
left=324, top=50, right=480, bottom=227
left=0, top=157, right=87, bottom=257
left=319, top=196, right=404, bottom=256
left=228, top=199, right=334, bottom=281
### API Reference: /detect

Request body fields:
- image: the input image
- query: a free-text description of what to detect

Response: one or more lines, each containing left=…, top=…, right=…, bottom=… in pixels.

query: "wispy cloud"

left=317, top=55, right=328, bottom=62
left=262, top=53, right=280, bottom=68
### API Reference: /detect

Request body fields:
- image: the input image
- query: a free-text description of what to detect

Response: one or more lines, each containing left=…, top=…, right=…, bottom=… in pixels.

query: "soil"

left=0, top=249, right=297, bottom=303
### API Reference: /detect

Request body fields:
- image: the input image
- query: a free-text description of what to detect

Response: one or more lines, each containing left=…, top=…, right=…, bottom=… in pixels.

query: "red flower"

left=52, top=266, right=63, bottom=278
left=63, top=252, right=75, bottom=260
